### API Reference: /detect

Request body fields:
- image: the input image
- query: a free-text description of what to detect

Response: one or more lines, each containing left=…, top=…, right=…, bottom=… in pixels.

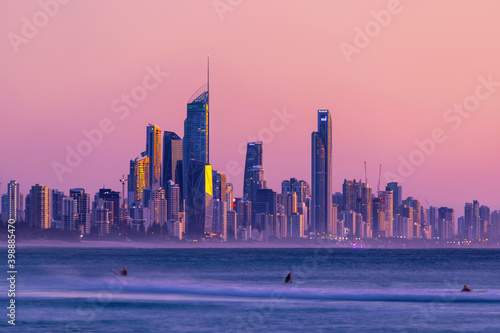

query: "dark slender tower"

left=162, top=131, right=182, bottom=188
left=243, top=142, right=263, bottom=199
left=311, top=109, right=333, bottom=235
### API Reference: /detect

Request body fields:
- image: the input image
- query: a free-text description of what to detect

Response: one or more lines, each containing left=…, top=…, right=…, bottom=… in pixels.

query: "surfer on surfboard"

left=285, top=273, right=292, bottom=283
left=111, top=267, right=128, bottom=276
left=461, top=285, right=471, bottom=292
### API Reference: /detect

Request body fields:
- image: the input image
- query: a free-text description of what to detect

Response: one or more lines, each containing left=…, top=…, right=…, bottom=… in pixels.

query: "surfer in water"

left=285, top=273, right=292, bottom=283
left=111, top=267, right=128, bottom=276
left=461, top=285, right=471, bottom=292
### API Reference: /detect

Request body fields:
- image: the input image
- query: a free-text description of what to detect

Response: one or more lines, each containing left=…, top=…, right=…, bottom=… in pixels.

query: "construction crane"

left=119, top=175, right=129, bottom=235
left=377, top=163, right=382, bottom=196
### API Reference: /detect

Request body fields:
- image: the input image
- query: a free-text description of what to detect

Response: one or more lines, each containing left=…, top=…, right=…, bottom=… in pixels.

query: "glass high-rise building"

left=129, top=154, right=149, bottom=205
left=146, top=124, right=162, bottom=190
left=243, top=142, right=263, bottom=199
left=183, top=60, right=212, bottom=239
left=311, top=109, right=333, bottom=235
left=183, top=84, right=209, bottom=199
left=185, top=160, right=213, bottom=239
left=162, top=131, right=182, bottom=189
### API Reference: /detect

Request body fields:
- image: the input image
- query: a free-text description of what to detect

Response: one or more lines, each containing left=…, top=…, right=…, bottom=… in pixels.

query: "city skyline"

left=3, top=103, right=499, bottom=242
left=1, top=1, right=500, bottom=216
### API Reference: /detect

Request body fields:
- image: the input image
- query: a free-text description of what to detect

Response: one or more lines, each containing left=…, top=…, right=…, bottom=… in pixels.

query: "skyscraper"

left=464, top=202, right=473, bottom=239
left=62, top=196, right=77, bottom=231
left=129, top=154, right=149, bottom=205
left=254, top=188, right=277, bottom=235
left=95, top=188, right=121, bottom=232
left=185, top=160, right=213, bottom=239
left=226, top=183, right=234, bottom=211
left=166, top=180, right=181, bottom=222
left=183, top=60, right=212, bottom=238
left=52, top=189, right=64, bottom=223
left=403, top=197, right=422, bottom=238
left=491, top=211, right=500, bottom=240
left=70, top=188, right=91, bottom=235
left=386, top=182, right=402, bottom=213
left=248, top=165, right=266, bottom=203
left=372, top=197, right=386, bottom=237
left=379, top=190, right=393, bottom=237
left=236, top=198, right=252, bottom=230
left=243, top=142, right=263, bottom=199
left=183, top=73, right=210, bottom=198
left=472, top=200, right=480, bottom=239
left=438, top=207, right=455, bottom=239
left=162, top=131, right=182, bottom=189
left=7, top=180, right=21, bottom=223
left=213, top=200, right=227, bottom=241
left=358, top=183, right=373, bottom=234
left=311, top=109, right=333, bottom=235
left=342, top=179, right=360, bottom=212
left=212, top=170, right=227, bottom=202
left=464, top=201, right=481, bottom=239
left=93, top=198, right=111, bottom=236
left=26, top=184, right=51, bottom=229
left=146, top=124, right=162, bottom=190
left=282, top=178, right=309, bottom=204
left=479, top=205, right=490, bottom=239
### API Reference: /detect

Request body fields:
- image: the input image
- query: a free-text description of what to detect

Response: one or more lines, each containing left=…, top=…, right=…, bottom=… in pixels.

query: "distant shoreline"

left=4, top=239, right=500, bottom=249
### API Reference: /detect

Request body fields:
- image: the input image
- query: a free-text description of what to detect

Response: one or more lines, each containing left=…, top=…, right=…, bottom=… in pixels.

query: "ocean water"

left=3, top=247, right=500, bottom=332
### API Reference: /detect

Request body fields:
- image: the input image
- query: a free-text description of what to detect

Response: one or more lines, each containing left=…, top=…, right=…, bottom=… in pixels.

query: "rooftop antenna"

left=377, top=163, right=382, bottom=196
left=364, top=161, right=368, bottom=184
left=207, top=55, right=210, bottom=100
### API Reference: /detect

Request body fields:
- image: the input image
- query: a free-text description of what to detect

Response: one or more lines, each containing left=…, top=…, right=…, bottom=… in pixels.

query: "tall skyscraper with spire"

left=311, top=109, right=333, bottom=235
left=183, top=57, right=212, bottom=239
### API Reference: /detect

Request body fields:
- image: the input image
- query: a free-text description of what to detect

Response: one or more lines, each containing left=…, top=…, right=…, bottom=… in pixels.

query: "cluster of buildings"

left=2, top=64, right=499, bottom=243
left=334, top=180, right=500, bottom=241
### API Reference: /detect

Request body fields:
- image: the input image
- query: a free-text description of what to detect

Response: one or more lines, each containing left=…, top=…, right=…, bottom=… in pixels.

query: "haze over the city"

left=1, top=0, right=499, bottom=215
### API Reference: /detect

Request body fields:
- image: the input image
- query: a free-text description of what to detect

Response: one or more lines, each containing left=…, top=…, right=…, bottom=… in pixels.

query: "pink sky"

left=0, top=0, right=499, bottom=215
